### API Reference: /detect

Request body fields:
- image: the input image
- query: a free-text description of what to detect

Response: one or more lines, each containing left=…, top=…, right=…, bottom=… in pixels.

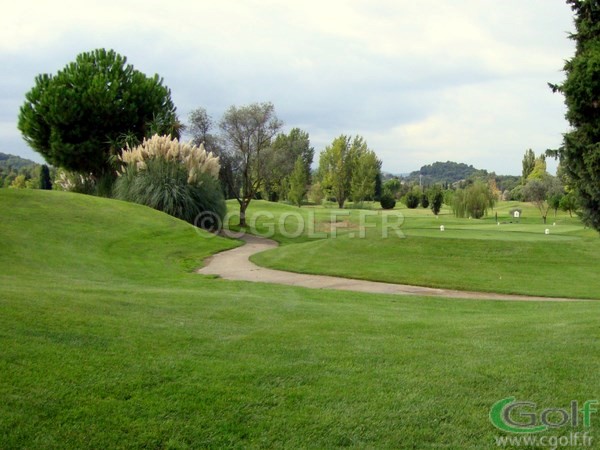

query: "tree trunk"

left=239, top=201, right=248, bottom=227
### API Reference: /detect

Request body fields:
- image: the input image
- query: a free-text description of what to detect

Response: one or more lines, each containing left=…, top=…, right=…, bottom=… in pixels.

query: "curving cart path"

left=197, top=234, right=587, bottom=302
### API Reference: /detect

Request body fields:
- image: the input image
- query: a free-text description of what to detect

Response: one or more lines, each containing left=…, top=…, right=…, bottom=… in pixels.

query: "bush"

left=404, top=191, right=420, bottom=209
left=54, top=170, right=96, bottom=194
left=420, top=193, right=429, bottom=208
left=380, top=193, right=396, bottom=209
left=114, top=135, right=225, bottom=229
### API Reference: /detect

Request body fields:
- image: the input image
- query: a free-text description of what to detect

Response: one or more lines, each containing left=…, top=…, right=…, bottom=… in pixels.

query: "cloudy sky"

left=1, top=0, right=575, bottom=175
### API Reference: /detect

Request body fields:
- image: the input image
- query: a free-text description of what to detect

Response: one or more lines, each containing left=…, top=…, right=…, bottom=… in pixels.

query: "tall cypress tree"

left=551, top=0, right=600, bottom=232
left=39, top=164, right=52, bottom=190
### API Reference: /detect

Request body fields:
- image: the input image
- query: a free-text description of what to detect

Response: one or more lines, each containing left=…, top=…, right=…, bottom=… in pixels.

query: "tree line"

left=15, top=2, right=600, bottom=236
left=186, top=104, right=383, bottom=225
left=0, top=153, right=53, bottom=189
left=15, top=48, right=384, bottom=227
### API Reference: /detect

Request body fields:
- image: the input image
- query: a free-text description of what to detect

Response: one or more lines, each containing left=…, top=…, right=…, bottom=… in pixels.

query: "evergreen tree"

left=374, top=171, right=382, bottom=201
left=428, top=185, right=444, bottom=216
left=550, top=0, right=600, bottom=231
left=39, top=164, right=52, bottom=190
left=18, top=49, right=179, bottom=181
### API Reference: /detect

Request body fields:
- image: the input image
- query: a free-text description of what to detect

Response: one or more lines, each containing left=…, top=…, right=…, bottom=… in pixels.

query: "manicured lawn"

left=248, top=200, right=600, bottom=299
left=1, top=190, right=599, bottom=448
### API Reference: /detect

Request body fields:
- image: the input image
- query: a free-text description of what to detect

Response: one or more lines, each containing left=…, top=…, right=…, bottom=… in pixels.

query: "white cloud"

left=0, top=0, right=576, bottom=174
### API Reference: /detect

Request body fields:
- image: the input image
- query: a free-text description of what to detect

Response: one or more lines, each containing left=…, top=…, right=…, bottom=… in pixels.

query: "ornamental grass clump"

left=115, top=135, right=225, bottom=228
left=118, top=134, right=220, bottom=182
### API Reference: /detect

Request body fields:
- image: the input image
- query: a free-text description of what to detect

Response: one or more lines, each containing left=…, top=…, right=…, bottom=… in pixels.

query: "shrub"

left=404, top=191, right=420, bottom=209
left=54, top=170, right=96, bottom=194
left=115, top=135, right=225, bottom=228
left=420, top=193, right=429, bottom=208
left=118, top=134, right=220, bottom=181
left=380, top=193, right=396, bottom=209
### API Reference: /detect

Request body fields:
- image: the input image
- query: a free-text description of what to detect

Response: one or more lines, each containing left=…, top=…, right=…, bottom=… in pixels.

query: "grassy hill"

left=1, top=190, right=599, bottom=448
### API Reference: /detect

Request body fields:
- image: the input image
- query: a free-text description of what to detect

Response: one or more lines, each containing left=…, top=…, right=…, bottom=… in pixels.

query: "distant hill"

left=402, top=161, right=487, bottom=185
left=0, top=153, right=42, bottom=188
left=397, top=161, right=521, bottom=193
left=0, top=153, right=39, bottom=171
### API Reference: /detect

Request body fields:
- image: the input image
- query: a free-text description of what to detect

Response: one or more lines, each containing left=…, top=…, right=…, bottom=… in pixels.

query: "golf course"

left=1, top=188, right=598, bottom=448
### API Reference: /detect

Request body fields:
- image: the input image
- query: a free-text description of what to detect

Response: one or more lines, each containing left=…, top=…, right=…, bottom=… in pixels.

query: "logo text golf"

left=490, top=397, right=598, bottom=434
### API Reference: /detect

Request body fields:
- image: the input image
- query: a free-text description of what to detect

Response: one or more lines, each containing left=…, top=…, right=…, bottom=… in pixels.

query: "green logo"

left=490, top=397, right=598, bottom=434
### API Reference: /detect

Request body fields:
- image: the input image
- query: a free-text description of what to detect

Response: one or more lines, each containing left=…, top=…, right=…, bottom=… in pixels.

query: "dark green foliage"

left=420, top=193, right=429, bottom=208
left=39, top=164, right=52, bottom=190
left=404, top=191, right=420, bottom=209
left=551, top=0, right=600, bottom=231
left=404, top=161, right=482, bottom=185
left=428, top=186, right=444, bottom=215
left=374, top=171, right=382, bottom=201
left=379, top=193, right=396, bottom=209
left=18, top=49, right=178, bottom=179
left=114, top=158, right=225, bottom=228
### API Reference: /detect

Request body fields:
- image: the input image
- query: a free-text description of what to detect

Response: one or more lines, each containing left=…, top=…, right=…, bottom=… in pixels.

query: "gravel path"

left=197, top=234, right=587, bottom=302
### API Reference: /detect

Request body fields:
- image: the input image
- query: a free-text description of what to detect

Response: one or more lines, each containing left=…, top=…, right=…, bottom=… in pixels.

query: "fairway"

left=1, top=190, right=599, bottom=448
left=247, top=201, right=600, bottom=299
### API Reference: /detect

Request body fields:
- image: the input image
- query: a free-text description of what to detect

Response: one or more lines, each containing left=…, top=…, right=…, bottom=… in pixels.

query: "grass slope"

left=1, top=190, right=600, bottom=448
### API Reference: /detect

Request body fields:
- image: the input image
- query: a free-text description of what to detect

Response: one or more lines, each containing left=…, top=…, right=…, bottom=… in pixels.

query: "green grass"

left=247, top=201, right=600, bottom=299
left=2, top=190, right=600, bottom=448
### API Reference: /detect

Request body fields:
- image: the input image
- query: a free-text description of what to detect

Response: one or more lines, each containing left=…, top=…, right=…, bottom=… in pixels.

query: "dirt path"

left=197, top=234, right=587, bottom=302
